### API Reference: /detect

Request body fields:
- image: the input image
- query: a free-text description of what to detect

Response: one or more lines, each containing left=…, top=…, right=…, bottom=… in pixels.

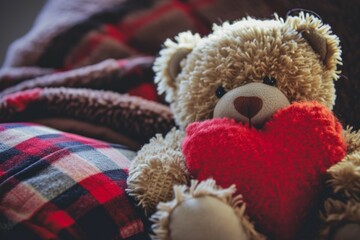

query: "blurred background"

left=0, top=0, right=358, bottom=130
left=0, top=0, right=45, bottom=65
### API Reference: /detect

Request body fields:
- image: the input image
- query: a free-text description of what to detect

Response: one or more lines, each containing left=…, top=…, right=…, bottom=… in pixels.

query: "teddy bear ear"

left=284, top=12, right=342, bottom=77
left=153, top=31, right=201, bottom=103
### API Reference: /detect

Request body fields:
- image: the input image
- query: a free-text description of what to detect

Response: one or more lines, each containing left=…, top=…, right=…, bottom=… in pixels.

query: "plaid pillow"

left=0, top=123, right=149, bottom=240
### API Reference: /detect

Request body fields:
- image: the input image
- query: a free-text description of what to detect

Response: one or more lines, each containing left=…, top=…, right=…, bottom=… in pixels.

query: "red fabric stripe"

left=192, top=0, right=215, bottom=7
left=79, top=173, right=124, bottom=204
left=105, top=24, right=126, bottom=42
left=116, top=3, right=175, bottom=39
left=1, top=137, right=63, bottom=173
left=4, top=88, right=42, bottom=111
left=27, top=201, right=81, bottom=235
left=64, top=33, right=107, bottom=69
left=104, top=25, right=139, bottom=54
left=0, top=169, right=5, bottom=178
left=14, top=137, right=56, bottom=156
left=173, top=0, right=213, bottom=34
left=116, top=0, right=214, bottom=35
left=1, top=133, right=109, bottom=174
left=66, top=0, right=214, bottom=69
left=65, top=26, right=140, bottom=69
left=44, top=210, right=75, bottom=230
left=61, top=132, right=111, bottom=146
left=22, top=221, right=58, bottom=239
left=128, top=82, right=159, bottom=102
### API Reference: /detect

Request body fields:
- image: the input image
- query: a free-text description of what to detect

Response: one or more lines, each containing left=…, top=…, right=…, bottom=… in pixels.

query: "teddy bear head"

left=154, top=12, right=341, bottom=128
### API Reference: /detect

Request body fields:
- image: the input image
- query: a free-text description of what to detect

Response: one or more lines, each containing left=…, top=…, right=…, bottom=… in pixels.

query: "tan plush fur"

left=127, top=12, right=360, bottom=239
left=155, top=13, right=341, bottom=128
left=127, top=129, right=189, bottom=212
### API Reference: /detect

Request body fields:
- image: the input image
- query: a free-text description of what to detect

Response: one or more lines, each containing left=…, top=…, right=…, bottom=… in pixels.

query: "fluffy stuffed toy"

left=127, top=12, right=360, bottom=240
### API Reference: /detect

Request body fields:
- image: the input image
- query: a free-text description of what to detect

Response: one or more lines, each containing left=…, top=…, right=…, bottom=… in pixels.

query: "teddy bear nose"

left=233, top=96, right=263, bottom=118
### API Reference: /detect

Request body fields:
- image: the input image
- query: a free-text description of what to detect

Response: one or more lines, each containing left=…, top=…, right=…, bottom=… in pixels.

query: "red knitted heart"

left=182, top=102, right=346, bottom=240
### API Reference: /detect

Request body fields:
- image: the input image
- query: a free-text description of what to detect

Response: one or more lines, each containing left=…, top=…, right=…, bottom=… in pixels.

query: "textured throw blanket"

left=0, top=0, right=358, bottom=239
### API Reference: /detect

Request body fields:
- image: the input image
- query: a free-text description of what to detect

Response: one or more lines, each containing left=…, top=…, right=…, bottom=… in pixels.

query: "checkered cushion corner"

left=0, top=123, right=149, bottom=240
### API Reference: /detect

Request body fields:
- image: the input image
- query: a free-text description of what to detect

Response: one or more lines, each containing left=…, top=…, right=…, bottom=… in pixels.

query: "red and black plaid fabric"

left=0, top=123, right=149, bottom=240
left=0, top=0, right=218, bottom=119
left=34, top=0, right=214, bottom=70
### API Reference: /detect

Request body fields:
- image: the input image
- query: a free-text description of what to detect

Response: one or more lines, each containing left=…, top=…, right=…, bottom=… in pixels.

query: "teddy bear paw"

left=331, top=223, right=360, bottom=240
left=321, top=199, right=360, bottom=240
left=151, top=179, right=265, bottom=240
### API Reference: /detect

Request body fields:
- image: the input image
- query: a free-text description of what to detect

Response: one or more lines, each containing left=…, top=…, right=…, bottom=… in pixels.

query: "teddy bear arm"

left=127, top=128, right=190, bottom=213
left=327, top=127, right=360, bottom=200
left=320, top=128, right=360, bottom=239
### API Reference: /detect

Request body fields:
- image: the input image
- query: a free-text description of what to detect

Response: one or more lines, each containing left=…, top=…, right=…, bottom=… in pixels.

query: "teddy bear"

left=127, top=12, right=360, bottom=240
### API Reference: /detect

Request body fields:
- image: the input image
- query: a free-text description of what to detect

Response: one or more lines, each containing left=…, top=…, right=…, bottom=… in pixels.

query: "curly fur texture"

left=128, top=12, right=360, bottom=240
left=156, top=13, right=341, bottom=128
left=127, top=129, right=189, bottom=212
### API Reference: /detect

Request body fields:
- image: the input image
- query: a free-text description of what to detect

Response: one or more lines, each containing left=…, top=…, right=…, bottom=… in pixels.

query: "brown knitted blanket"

left=1, top=0, right=358, bottom=149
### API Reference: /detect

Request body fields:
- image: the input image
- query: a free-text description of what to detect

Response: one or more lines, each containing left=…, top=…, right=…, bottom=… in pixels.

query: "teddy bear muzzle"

left=213, top=82, right=290, bottom=128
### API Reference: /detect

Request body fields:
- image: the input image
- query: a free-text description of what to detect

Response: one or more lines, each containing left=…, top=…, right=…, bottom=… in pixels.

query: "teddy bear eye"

left=215, top=86, right=226, bottom=98
left=263, top=76, right=277, bottom=86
